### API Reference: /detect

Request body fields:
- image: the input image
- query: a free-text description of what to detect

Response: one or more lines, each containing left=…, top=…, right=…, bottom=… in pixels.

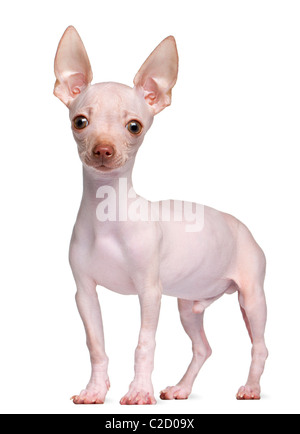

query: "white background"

left=0, top=0, right=299, bottom=414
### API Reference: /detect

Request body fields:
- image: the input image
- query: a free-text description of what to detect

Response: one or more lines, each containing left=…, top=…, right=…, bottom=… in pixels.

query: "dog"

left=54, top=26, right=268, bottom=404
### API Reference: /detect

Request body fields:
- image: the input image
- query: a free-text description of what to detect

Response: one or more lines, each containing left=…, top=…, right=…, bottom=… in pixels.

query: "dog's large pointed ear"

left=54, top=26, right=93, bottom=107
left=133, top=36, right=178, bottom=115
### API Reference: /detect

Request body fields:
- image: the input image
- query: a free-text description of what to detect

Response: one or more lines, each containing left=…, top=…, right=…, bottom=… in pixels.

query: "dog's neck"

left=81, top=157, right=137, bottom=211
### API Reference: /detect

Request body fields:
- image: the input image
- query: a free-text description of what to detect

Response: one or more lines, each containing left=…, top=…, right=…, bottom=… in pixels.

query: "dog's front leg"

left=71, top=281, right=110, bottom=404
left=120, top=282, right=162, bottom=405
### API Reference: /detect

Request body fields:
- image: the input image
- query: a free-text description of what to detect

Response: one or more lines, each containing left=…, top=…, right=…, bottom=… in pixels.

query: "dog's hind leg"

left=235, top=225, right=268, bottom=400
left=160, top=299, right=212, bottom=400
left=236, top=284, right=268, bottom=400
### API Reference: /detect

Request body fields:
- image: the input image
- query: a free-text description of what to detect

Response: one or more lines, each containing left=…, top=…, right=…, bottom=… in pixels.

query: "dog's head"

left=54, top=26, right=178, bottom=173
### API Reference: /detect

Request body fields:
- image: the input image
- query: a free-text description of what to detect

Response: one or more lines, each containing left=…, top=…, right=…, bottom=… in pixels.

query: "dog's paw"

left=160, top=384, right=191, bottom=400
left=120, top=391, right=156, bottom=405
left=71, top=380, right=110, bottom=404
left=71, top=389, right=105, bottom=404
left=120, top=382, right=156, bottom=405
left=236, top=385, right=261, bottom=400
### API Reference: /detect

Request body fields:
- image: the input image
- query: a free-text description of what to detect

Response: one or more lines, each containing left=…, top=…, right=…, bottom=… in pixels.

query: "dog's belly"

left=92, top=267, right=235, bottom=304
left=158, top=206, right=238, bottom=299
left=89, top=255, right=234, bottom=300
left=91, top=261, right=233, bottom=299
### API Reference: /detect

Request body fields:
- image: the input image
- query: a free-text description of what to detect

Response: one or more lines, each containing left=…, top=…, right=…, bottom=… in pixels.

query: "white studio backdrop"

left=0, top=0, right=299, bottom=414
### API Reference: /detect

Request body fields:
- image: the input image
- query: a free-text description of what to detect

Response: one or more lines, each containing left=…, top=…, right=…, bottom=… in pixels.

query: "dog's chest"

left=71, top=228, right=138, bottom=295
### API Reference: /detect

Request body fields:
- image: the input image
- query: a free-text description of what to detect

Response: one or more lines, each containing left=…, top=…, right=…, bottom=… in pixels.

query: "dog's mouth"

left=97, top=164, right=114, bottom=172
left=83, top=156, right=124, bottom=172
left=85, top=160, right=115, bottom=171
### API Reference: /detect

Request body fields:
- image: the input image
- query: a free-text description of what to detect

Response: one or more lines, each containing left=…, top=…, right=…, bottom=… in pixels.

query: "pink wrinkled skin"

left=54, top=26, right=268, bottom=405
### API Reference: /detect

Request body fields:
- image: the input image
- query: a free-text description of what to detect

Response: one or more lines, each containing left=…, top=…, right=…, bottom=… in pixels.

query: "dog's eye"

left=126, top=120, right=143, bottom=135
left=73, top=115, right=89, bottom=130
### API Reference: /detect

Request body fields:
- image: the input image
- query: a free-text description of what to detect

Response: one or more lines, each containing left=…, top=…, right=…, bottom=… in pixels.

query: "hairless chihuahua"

left=54, top=26, right=268, bottom=404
